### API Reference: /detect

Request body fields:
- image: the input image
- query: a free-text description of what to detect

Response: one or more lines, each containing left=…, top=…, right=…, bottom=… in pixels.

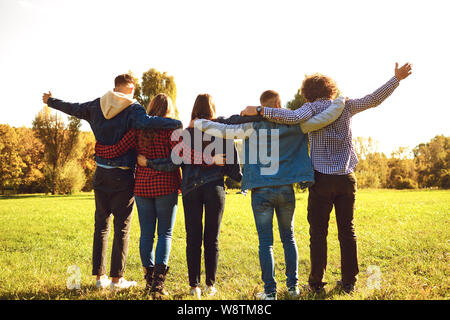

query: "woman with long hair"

left=178, top=94, right=241, bottom=298
left=140, top=94, right=242, bottom=298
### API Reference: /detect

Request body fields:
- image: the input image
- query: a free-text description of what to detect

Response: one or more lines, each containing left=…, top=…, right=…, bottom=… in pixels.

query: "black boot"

left=151, top=264, right=170, bottom=298
left=144, top=266, right=154, bottom=291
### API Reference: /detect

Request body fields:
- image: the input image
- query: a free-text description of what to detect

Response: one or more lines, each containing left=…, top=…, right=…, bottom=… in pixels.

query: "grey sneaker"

left=189, top=287, right=202, bottom=299
left=109, top=278, right=137, bottom=291
left=205, top=285, right=217, bottom=296
left=256, top=291, right=277, bottom=300
left=95, top=275, right=111, bottom=289
left=288, top=286, right=300, bottom=298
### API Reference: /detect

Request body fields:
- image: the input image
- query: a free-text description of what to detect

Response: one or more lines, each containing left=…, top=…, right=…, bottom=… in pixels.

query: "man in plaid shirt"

left=241, top=62, right=413, bottom=293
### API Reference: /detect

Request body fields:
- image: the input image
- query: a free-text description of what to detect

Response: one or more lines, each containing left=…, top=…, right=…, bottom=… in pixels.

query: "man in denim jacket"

left=41, top=74, right=182, bottom=290
left=194, top=91, right=345, bottom=300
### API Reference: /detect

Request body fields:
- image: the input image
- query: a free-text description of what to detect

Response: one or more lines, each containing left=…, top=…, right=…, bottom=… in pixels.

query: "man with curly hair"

left=241, top=62, right=412, bottom=294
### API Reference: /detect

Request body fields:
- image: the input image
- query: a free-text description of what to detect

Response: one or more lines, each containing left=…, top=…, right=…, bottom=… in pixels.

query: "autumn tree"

left=0, top=125, right=26, bottom=194
left=78, top=131, right=96, bottom=191
left=413, top=135, right=449, bottom=189
left=133, top=68, right=179, bottom=119
left=32, top=106, right=85, bottom=194
left=14, top=127, right=45, bottom=193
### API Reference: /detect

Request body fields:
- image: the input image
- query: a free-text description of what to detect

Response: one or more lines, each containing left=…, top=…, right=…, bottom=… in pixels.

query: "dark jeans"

left=182, top=179, right=226, bottom=287
left=307, top=170, right=359, bottom=286
left=92, top=166, right=135, bottom=278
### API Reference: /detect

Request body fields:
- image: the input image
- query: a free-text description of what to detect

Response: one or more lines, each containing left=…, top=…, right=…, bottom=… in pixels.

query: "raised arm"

left=95, top=128, right=137, bottom=159
left=346, top=77, right=399, bottom=116
left=346, top=62, right=412, bottom=116
left=45, top=94, right=93, bottom=121
left=300, top=96, right=345, bottom=133
left=193, top=119, right=255, bottom=139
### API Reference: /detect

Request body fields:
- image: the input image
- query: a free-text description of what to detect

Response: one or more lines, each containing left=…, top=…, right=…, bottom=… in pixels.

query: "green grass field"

left=0, top=189, right=448, bottom=300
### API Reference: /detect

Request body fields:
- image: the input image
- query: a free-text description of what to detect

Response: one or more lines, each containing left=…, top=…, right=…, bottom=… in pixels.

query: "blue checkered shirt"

left=263, top=76, right=400, bottom=175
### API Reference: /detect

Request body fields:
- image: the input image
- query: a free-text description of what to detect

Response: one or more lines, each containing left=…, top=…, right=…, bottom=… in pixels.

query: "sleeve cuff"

left=391, top=76, right=400, bottom=87
left=262, top=107, right=272, bottom=118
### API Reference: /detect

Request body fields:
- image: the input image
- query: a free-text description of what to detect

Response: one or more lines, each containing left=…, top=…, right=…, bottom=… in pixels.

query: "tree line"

left=2, top=119, right=447, bottom=195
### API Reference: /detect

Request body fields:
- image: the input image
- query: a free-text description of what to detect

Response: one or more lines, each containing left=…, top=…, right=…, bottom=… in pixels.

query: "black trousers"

left=182, top=179, right=226, bottom=287
left=92, top=166, right=135, bottom=278
left=307, top=170, right=359, bottom=286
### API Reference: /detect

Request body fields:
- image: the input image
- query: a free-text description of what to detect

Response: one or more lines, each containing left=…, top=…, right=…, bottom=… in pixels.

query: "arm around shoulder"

left=300, top=96, right=345, bottom=133
left=130, top=105, right=182, bottom=130
left=194, top=119, right=255, bottom=139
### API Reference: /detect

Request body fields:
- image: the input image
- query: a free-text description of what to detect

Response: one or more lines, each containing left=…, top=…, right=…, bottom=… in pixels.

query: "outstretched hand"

left=213, top=153, right=226, bottom=166
left=42, top=91, right=52, bottom=104
left=395, top=62, right=412, bottom=81
left=137, top=154, right=147, bottom=167
left=240, top=106, right=259, bottom=116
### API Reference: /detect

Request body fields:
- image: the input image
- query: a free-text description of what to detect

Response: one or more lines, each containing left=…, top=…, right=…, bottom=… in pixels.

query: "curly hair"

left=301, top=73, right=338, bottom=102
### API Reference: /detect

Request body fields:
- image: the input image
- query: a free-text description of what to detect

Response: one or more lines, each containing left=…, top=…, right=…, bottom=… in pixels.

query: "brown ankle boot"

left=144, top=266, right=154, bottom=291
left=151, top=264, right=169, bottom=298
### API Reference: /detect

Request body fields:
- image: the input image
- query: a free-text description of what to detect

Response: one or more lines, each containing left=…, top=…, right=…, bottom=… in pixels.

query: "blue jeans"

left=135, top=192, right=178, bottom=267
left=251, top=184, right=298, bottom=294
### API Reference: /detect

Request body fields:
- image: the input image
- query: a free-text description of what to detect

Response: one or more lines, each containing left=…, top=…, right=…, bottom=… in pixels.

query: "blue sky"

left=1, top=0, right=449, bottom=155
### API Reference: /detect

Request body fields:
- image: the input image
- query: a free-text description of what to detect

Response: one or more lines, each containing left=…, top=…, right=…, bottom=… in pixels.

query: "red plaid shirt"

left=95, top=128, right=212, bottom=198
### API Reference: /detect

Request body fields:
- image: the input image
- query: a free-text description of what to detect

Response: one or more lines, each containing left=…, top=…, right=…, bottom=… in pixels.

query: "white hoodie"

left=99, top=91, right=137, bottom=119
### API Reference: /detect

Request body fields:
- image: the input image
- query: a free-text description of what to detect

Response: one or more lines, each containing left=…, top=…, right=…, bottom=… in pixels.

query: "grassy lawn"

left=0, top=189, right=448, bottom=300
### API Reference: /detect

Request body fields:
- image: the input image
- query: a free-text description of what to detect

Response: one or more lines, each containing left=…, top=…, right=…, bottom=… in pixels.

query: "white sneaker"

left=95, top=275, right=111, bottom=289
left=189, top=287, right=202, bottom=299
left=110, top=278, right=137, bottom=291
left=205, top=285, right=217, bottom=296
left=256, top=291, right=277, bottom=300
left=288, top=286, right=300, bottom=298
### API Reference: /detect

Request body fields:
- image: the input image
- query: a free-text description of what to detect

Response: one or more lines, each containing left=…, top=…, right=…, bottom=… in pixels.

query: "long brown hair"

left=139, top=93, right=177, bottom=148
left=191, top=94, right=216, bottom=120
left=190, top=94, right=217, bottom=150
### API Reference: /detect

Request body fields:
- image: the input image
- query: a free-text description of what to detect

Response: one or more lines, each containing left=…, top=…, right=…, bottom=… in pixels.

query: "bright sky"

left=1, top=0, right=449, bottom=155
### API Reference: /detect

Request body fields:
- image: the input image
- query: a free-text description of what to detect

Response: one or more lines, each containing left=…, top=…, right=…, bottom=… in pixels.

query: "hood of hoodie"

left=100, top=91, right=137, bottom=119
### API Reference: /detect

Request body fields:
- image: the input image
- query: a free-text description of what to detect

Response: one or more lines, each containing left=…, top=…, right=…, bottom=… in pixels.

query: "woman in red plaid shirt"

left=95, top=93, right=217, bottom=298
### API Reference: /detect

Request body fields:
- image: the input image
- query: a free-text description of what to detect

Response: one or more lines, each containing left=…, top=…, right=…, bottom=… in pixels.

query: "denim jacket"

left=145, top=116, right=251, bottom=196
left=149, top=127, right=242, bottom=196
left=194, top=119, right=313, bottom=190
left=193, top=100, right=344, bottom=191
left=47, top=97, right=182, bottom=168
